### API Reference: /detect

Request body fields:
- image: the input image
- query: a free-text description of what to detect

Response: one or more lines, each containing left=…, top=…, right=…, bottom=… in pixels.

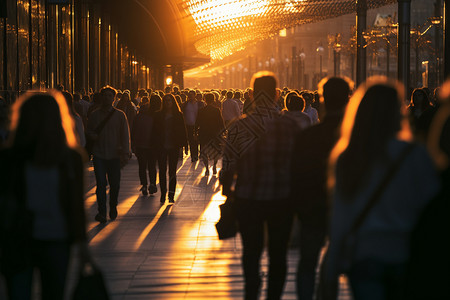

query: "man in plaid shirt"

left=221, top=71, right=298, bottom=300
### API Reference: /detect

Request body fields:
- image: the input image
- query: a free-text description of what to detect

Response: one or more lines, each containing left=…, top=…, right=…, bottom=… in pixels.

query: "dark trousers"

left=158, top=148, right=179, bottom=197
left=135, top=147, right=157, bottom=186
left=296, top=224, right=326, bottom=300
left=93, top=156, right=121, bottom=217
left=5, top=240, right=70, bottom=300
left=236, top=198, right=294, bottom=300
left=186, top=125, right=198, bottom=160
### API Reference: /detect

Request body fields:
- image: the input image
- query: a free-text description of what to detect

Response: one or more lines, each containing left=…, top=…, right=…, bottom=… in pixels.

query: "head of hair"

left=9, top=91, right=78, bottom=165
left=285, top=95, right=305, bottom=112
left=226, top=90, right=234, bottom=99
left=318, top=76, right=353, bottom=113
left=62, top=91, right=76, bottom=116
left=329, top=76, right=410, bottom=198
left=251, top=71, right=278, bottom=105
left=147, top=94, right=162, bottom=114
left=164, top=86, right=172, bottom=94
left=161, top=93, right=181, bottom=114
left=204, top=93, right=215, bottom=105
left=100, top=85, right=117, bottom=107
left=410, top=88, right=431, bottom=109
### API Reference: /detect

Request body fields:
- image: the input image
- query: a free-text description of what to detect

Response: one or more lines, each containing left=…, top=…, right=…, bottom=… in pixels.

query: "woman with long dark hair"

left=325, top=77, right=440, bottom=299
left=154, top=94, right=188, bottom=203
left=0, top=91, right=90, bottom=300
left=132, top=94, right=162, bottom=196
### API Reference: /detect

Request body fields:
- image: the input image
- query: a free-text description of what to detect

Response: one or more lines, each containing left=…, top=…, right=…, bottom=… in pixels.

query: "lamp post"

left=299, top=51, right=306, bottom=88
left=316, top=46, right=324, bottom=80
left=333, top=34, right=342, bottom=76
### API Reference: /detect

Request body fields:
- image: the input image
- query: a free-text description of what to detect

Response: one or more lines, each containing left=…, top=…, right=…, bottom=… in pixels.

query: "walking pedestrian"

left=87, top=86, right=131, bottom=223
left=221, top=71, right=297, bottom=300
left=154, top=94, right=188, bottom=203
left=132, top=94, right=161, bottom=196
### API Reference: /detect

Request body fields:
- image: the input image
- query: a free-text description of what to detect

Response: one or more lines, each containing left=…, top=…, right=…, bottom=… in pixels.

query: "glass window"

left=6, top=0, right=17, bottom=101
left=17, top=0, right=31, bottom=92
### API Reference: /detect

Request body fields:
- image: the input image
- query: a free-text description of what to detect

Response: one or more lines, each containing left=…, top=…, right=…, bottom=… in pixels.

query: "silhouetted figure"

left=62, top=91, right=86, bottom=148
left=0, top=96, right=8, bottom=147
left=195, top=93, right=225, bottom=176
left=221, top=71, right=298, bottom=300
left=290, top=76, right=352, bottom=300
left=116, top=92, right=137, bottom=130
left=132, top=94, right=161, bottom=196
left=0, top=91, right=91, bottom=299
left=406, top=79, right=450, bottom=299
left=182, top=90, right=203, bottom=162
left=326, top=77, right=439, bottom=299
left=283, top=94, right=311, bottom=130
left=302, top=91, right=319, bottom=124
left=87, top=86, right=131, bottom=223
left=222, top=90, right=241, bottom=126
left=154, top=94, right=188, bottom=203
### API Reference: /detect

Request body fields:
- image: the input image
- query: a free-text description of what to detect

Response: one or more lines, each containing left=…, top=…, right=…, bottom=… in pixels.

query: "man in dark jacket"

left=291, top=76, right=352, bottom=300
left=195, top=93, right=225, bottom=176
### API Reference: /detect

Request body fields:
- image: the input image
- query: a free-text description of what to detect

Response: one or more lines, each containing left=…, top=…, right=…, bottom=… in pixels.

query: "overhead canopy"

left=180, top=0, right=396, bottom=63
left=106, top=0, right=398, bottom=69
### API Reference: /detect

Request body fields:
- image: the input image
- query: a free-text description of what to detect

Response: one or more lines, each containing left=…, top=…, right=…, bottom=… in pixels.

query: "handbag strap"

left=349, top=143, right=415, bottom=234
left=94, top=109, right=115, bottom=135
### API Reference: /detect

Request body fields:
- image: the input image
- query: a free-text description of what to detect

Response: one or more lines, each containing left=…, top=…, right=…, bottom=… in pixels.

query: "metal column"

left=398, top=0, right=411, bottom=98
left=445, top=0, right=450, bottom=80
left=356, top=0, right=367, bottom=87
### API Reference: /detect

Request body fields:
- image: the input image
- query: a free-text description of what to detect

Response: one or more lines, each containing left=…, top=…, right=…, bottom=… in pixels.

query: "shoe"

left=160, top=194, right=166, bottom=204
left=95, top=214, right=107, bottom=224
left=204, top=169, right=210, bottom=176
left=110, top=206, right=118, bottom=221
left=168, top=192, right=175, bottom=203
left=140, top=185, right=148, bottom=196
left=212, top=166, right=217, bottom=175
left=148, top=184, right=157, bottom=195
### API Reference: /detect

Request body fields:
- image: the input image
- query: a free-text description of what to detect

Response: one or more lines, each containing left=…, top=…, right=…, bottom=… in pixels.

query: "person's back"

left=221, top=72, right=297, bottom=300
left=222, top=91, right=241, bottom=124
left=326, top=77, right=440, bottom=299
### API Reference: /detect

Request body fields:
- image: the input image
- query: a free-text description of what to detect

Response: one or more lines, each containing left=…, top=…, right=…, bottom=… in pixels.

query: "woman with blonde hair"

left=325, top=77, right=440, bottom=299
left=0, top=91, right=90, bottom=300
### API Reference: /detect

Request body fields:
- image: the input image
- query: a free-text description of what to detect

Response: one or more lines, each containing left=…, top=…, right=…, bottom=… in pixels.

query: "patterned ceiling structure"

left=179, top=0, right=397, bottom=63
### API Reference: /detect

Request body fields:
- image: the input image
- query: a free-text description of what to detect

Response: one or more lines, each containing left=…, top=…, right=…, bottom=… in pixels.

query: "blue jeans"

left=93, top=156, right=121, bottom=217
left=349, top=258, right=406, bottom=300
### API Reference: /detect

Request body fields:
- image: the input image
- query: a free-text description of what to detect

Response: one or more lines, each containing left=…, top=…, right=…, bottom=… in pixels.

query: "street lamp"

left=299, top=51, right=306, bottom=88
left=316, top=46, right=324, bottom=79
left=332, top=34, right=342, bottom=76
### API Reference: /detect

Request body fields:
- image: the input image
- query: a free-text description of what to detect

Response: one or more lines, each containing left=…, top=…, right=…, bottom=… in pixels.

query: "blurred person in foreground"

left=324, top=77, right=440, bottom=299
left=0, top=91, right=91, bottom=299
left=221, top=71, right=298, bottom=300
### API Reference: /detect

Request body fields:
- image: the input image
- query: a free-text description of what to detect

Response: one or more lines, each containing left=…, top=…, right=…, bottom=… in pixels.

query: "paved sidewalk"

left=76, top=155, right=352, bottom=300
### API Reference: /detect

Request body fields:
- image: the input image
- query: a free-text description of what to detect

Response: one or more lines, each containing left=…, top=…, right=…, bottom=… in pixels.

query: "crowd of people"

left=0, top=71, right=449, bottom=300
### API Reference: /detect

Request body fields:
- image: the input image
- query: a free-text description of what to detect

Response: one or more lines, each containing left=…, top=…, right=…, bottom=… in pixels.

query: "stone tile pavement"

left=77, top=155, right=352, bottom=300
left=0, top=154, right=352, bottom=299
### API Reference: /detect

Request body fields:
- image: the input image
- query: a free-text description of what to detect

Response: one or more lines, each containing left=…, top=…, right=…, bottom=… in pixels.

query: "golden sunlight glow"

left=181, top=0, right=397, bottom=65
left=182, top=0, right=307, bottom=61
left=134, top=203, right=169, bottom=250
